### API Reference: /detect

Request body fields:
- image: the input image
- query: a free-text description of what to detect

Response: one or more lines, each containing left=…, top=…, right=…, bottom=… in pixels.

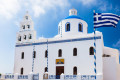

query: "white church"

left=13, top=9, right=120, bottom=80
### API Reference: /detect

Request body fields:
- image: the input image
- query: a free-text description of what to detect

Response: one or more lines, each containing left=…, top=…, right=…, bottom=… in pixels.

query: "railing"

left=48, top=75, right=96, bottom=80
left=18, top=75, right=28, bottom=79
left=5, top=75, right=14, bottom=79
left=49, top=75, right=60, bottom=79
left=64, top=75, right=77, bottom=79
left=33, top=73, right=39, bottom=80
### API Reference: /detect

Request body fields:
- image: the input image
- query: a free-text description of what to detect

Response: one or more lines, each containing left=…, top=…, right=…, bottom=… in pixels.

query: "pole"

left=32, top=45, right=35, bottom=72
left=47, top=39, right=48, bottom=72
left=93, top=10, right=97, bottom=79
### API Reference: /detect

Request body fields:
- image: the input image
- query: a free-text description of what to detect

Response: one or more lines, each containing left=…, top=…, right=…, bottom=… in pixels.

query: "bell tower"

left=16, top=11, right=36, bottom=44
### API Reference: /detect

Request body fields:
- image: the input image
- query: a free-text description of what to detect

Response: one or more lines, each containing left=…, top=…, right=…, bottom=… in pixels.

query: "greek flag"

left=94, top=13, right=120, bottom=28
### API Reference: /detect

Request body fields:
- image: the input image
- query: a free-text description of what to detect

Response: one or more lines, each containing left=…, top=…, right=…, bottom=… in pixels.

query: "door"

left=56, top=66, right=64, bottom=79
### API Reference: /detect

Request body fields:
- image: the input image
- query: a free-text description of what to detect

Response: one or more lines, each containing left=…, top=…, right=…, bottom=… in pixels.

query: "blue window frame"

left=65, top=22, right=70, bottom=32
left=78, top=23, right=83, bottom=32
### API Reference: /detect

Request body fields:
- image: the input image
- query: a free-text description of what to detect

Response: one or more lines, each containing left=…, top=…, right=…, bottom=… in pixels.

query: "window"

left=45, top=67, right=47, bottom=72
left=22, top=25, right=25, bottom=29
left=18, top=36, right=21, bottom=41
left=73, top=48, right=77, bottom=56
left=45, top=50, right=48, bottom=58
left=33, top=51, right=36, bottom=58
left=66, top=23, right=70, bottom=31
left=26, top=16, right=28, bottom=20
left=73, top=67, right=77, bottom=75
left=27, top=25, right=30, bottom=29
left=29, top=34, right=32, bottom=39
left=102, top=54, right=111, bottom=57
left=78, top=23, right=82, bottom=32
left=89, top=47, right=94, bottom=55
left=24, top=35, right=26, bottom=40
left=58, top=49, right=62, bottom=57
left=21, top=68, right=24, bottom=75
left=21, top=52, right=24, bottom=59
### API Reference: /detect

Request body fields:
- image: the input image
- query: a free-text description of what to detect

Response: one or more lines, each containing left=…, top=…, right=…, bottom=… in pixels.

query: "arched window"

left=18, top=36, right=21, bottom=41
left=29, top=34, right=32, bottom=39
left=21, top=68, right=24, bottom=75
left=45, top=67, right=47, bottom=72
left=66, top=23, right=70, bottom=31
left=73, top=67, right=77, bottom=75
left=45, top=50, right=48, bottom=58
left=24, top=35, right=26, bottom=40
left=33, top=51, right=36, bottom=58
left=89, top=47, right=94, bottom=55
left=27, top=25, right=30, bottom=29
left=73, top=48, right=77, bottom=56
left=58, top=49, right=62, bottom=57
left=78, top=23, right=82, bottom=32
left=22, top=25, right=25, bottom=29
left=21, top=52, right=24, bottom=59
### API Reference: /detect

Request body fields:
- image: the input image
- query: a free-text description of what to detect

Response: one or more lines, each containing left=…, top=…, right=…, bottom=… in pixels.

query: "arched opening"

left=21, top=68, right=24, bottom=75
left=45, top=50, right=48, bottom=58
left=73, top=67, right=77, bottom=75
left=27, top=25, right=30, bottom=29
left=73, top=48, right=77, bottom=56
left=89, top=47, right=94, bottom=55
left=78, top=23, right=82, bottom=32
left=21, top=52, right=24, bottom=59
left=29, top=34, right=32, bottom=39
left=18, top=36, right=21, bottom=41
left=58, top=49, right=62, bottom=57
left=24, top=35, right=26, bottom=40
left=45, top=67, right=47, bottom=72
left=22, top=25, right=25, bottom=29
left=33, top=51, right=36, bottom=58
left=66, top=23, right=70, bottom=31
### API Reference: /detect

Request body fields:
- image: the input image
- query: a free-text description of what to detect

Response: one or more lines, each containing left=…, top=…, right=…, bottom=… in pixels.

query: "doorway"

left=56, top=66, right=64, bottom=79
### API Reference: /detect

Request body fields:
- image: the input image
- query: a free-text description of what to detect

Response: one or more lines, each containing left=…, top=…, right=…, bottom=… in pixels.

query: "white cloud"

left=77, top=0, right=96, bottom=5
left=113, top=39, right=120, bottom=50
left=0, top=0, right=21, bottom=19
left=0, top=0, right=70, bottom=19
left=30, top=0, right=70, bottom=17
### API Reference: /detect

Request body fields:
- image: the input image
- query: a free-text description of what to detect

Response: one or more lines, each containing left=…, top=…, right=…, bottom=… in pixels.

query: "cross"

left=94, top=13, right=101, bottom=22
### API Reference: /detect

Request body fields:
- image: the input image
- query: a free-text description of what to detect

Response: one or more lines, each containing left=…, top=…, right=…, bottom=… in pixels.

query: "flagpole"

left=93, top=10, right=97, bottom=80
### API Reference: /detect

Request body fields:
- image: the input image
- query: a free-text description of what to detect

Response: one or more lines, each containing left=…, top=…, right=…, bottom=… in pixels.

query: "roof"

left=65, top=15, right=82, bottom=19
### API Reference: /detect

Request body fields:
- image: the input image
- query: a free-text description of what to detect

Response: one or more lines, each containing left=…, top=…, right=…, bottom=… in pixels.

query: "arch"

left=27, top=25, right=30, bottom=29
left=73, top=66, right=77, bottom=75
left=45, top=67, right=47, bottom=72
left=65, top=22, right=70, bottom=32
left=21, top=52, right=24, bottom=59
left=33, top=51, right=36, bottom=58
left=24, top=35, right=26, bottom=40
left=78, top=23, right=83, bottom=32
left=18, top=36, right=21, bottom=41
left=29, top=34, right=32, bottom=39
left=22, top=25, right=25, bottom=29
left=73, top=48, right=77, bottom=56
left=45, top=50, right=48, bottom=58
left=58, top=49, right=62, bottom=57
left=89, top=47, right=94, bottom=55
left=21, top=67, right=24, bottom=75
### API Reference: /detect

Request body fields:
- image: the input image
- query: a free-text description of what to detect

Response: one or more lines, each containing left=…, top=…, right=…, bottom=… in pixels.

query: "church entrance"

left=56, top=66, right=64, bottom=79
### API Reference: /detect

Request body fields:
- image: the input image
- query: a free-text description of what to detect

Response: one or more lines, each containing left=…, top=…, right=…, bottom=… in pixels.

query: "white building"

left=14, top=9, right=120, bottom=80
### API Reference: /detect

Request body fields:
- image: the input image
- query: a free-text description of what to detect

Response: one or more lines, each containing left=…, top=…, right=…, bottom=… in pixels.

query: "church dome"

left=58, top=8, right=88, bottom=37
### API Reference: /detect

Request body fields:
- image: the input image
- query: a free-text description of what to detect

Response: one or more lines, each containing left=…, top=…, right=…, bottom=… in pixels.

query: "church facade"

left=14, top=9, right=120, bottom=80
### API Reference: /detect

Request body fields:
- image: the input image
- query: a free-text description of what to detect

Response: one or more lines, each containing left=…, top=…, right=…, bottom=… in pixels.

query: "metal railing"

left=18, top=75, right=28, bottom=79
left=5, top=75, right=14, bottom=79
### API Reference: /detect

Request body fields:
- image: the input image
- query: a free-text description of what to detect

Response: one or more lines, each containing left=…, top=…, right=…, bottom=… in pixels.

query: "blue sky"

left=0, top=0, right=120, bottom=73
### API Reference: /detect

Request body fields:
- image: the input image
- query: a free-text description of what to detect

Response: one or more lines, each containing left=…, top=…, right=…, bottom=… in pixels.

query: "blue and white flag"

left=94, top=13, right=120, bottom=28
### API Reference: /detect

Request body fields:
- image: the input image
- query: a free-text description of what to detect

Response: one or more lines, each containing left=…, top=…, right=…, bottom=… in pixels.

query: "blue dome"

left=65, top=15, right=82, bottom=19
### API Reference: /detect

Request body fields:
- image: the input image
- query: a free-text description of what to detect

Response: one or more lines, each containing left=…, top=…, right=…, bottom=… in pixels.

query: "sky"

left=0, top=0, right=120, bottom=74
